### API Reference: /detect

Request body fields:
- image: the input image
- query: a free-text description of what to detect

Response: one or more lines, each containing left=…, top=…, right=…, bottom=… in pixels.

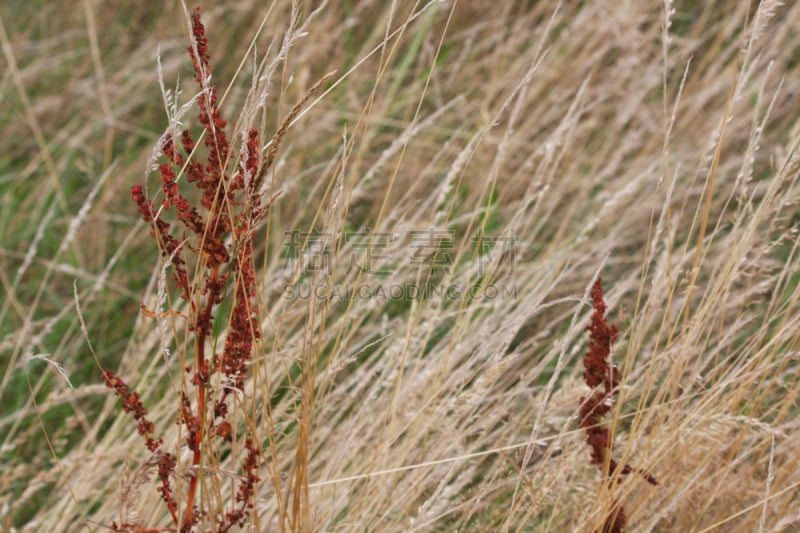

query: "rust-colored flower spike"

left=106, top=6, right=330, bottom=530
left=106, top=7, right=267, bottom=532
left=102, top=370, right=179, bottom=525
left=578, top=278, right=657, bottom=533
left=584, top=278, right=620, bottom=390
left=102, top=370, right=161, bottom=452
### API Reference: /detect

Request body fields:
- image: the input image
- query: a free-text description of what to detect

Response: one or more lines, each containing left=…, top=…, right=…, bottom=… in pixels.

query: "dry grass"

left=2, top=0, right=800, bottom=531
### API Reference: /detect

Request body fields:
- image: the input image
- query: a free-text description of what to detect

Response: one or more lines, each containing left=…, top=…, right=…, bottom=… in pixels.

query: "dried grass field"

left=2, top=1, right=800, bottom=531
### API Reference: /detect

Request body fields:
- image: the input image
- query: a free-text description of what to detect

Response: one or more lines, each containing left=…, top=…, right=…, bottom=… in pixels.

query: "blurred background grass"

left=2, top=1, right=800, bottom=531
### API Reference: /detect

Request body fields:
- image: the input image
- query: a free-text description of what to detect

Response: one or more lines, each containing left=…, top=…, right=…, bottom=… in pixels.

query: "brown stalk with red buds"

left=103, top=8, right=277, bottom=531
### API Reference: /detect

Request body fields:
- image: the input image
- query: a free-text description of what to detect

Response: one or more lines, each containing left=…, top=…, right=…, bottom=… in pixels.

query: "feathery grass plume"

left=105, top=8, right=267, bottom=532
left=579, top=278, right=656, bottom=533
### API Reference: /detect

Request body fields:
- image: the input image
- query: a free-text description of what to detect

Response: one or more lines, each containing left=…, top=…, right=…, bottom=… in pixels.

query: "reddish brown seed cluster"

left=217, top=438, right=262, bottom=532
left=102, top=369, right=161, bottom=453
left=579, top=279, right=620, bottom=471
left=105, top=7, right=264, bottom=531
left=131, top=184, right=190, bottom=297
left=578, top=278, right=656, bottom=533
left=102, top=370, right=179, bottom=524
